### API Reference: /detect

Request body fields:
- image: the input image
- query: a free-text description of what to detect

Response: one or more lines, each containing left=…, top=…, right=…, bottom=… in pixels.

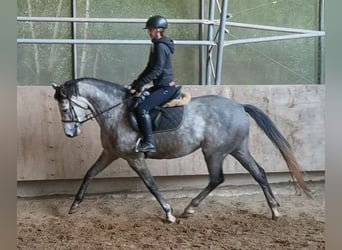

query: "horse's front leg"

left=69, top=150, right=118, bottom=214
left=127, top=158, right=177, bottom=223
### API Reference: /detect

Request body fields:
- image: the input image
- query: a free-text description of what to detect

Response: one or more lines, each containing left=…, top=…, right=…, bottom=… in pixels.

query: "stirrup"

left=135, top=138, right=142, bottom=152
left=135, top=138, right=156, bottom=153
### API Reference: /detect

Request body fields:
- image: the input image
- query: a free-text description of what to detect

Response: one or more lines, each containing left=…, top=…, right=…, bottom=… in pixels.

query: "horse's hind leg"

left=231, top=140, right=280, bottom=220
left=182, top=152, right=225, bottom=218
left=69, top=150, right=117, bottom=214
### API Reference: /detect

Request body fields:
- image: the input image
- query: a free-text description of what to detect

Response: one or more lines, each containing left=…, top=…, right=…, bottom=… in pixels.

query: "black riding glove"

left=130, top=80, right=145, bottom=93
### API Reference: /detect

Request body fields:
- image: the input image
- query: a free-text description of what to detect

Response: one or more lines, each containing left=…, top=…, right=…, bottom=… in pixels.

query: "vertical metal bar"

left=72, top=0, right=77, bottom=79
left=318, top=0, right=324, bottom=84
left=206, top=0, right=216, bottom=85
left=199, top=0, right=205, bottom=85
left=215, top=0, right=228, bottom=85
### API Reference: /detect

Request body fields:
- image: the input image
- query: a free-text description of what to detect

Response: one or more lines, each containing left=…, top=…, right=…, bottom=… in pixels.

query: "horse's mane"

left=54, top=77, right=128, bottom=101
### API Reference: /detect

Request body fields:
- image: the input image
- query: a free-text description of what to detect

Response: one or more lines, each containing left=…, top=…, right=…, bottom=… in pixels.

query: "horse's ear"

left=50, top=81, right=59, bottom=90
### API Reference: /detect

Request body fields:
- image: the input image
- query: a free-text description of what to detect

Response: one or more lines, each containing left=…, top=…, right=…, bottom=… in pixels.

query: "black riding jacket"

left=138, top=37, right=175, bottom=87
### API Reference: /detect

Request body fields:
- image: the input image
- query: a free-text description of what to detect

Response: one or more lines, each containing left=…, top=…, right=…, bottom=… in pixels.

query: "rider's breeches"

left=135, top=86, right=177, bottom=114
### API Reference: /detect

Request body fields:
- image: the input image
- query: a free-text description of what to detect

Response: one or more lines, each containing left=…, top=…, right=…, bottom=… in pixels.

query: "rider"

left=130, top=15, right=177, bottom=153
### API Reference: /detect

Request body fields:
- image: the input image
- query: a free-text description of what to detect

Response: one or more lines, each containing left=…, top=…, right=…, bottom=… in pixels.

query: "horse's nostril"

left=65, top=130, right=76, bottom=138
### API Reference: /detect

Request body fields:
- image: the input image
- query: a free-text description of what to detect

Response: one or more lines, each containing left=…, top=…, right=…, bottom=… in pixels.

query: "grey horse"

left=52, top=77, right=310, bottom=223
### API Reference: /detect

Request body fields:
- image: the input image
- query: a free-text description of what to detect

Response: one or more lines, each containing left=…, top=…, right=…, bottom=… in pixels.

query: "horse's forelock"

left=53, top=80, right=80, bottom=102
left=64, top=79, right=80, bottom=98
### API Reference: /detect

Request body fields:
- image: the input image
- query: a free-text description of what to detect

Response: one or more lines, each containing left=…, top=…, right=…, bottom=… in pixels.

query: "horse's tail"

left=243, top=104, right=311, bottom=195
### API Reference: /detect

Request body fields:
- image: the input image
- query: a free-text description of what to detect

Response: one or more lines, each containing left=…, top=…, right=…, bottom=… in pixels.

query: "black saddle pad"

left=129, top=106, right=185, bottom=134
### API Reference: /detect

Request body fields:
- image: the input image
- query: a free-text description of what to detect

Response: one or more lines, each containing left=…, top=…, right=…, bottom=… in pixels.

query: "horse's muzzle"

left=65, top=126, right=80, bottom=138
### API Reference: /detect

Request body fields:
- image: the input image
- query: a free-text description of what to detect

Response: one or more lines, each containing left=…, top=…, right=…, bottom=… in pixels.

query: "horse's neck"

left=78, top=83, right=127, bottom=123
left=79, top=83, right=124, bottom=107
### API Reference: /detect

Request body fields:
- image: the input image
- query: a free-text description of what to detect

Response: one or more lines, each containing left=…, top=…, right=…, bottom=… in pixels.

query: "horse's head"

left=51, top=81, right=90, bottom=138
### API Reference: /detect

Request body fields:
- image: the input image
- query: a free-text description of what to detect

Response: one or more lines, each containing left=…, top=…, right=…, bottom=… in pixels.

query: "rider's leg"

left=135, top=86, right=177, bottom=153
left=136, top=108, right=156, bottom=152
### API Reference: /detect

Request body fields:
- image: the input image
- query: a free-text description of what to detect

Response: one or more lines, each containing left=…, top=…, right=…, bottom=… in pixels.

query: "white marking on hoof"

left=181, top=205, right=195, bottom=218
left=185, top=208, right=195, bottom=214
left=166, top=211, right=177, bottom=223
left=69, top=203, right=80, bottom=214
left=272, top=207, right=281, bottom=220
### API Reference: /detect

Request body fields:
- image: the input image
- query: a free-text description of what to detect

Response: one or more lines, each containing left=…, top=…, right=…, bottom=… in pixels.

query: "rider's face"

left=147, top=28, right=161, bottom=40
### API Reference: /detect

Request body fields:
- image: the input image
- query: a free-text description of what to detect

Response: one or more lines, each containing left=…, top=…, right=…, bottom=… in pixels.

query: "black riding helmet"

left=144, top=15, right=168, bottom=29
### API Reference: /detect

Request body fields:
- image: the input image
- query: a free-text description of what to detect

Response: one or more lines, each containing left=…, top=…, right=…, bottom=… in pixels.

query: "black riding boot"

left=136, top=110, right=156, bottom=152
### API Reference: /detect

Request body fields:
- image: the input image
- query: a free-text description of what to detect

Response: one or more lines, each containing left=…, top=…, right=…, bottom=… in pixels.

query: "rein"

left=62, top=95, right=132, bottom=124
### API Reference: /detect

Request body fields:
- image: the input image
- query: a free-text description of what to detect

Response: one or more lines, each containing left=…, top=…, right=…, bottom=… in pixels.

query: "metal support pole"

left=215, top=0, right=228, bottom=85
left=205, top=0, right=216, bottom=85
left=318, top=0, right=325, bottom=84
left=72, top=0, right=77, bottom=79
left=199, top=0, right=205, bottom=85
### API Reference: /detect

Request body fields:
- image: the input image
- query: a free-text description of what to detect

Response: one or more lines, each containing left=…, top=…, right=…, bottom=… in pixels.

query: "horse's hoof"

left=166, top=212, right=178, bottom=224
left=166, top=217, right=180, bottom=224
left=272, top=214, right=280, bottom=221
left=180, top=210, right=195, bottom=219
left=180, top=205, right=195, bottom=218
left=69, top=203, right=80, bottom=214
left=271, top=207, right=281, bottom=221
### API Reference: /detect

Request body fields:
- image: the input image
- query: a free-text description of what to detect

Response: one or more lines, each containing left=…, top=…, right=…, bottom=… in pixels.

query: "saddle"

left=128, top=86, right=191, bottom=133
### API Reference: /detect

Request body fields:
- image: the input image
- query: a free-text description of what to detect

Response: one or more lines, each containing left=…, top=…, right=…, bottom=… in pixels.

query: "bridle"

left=61, top=96, right=130, bottom=125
